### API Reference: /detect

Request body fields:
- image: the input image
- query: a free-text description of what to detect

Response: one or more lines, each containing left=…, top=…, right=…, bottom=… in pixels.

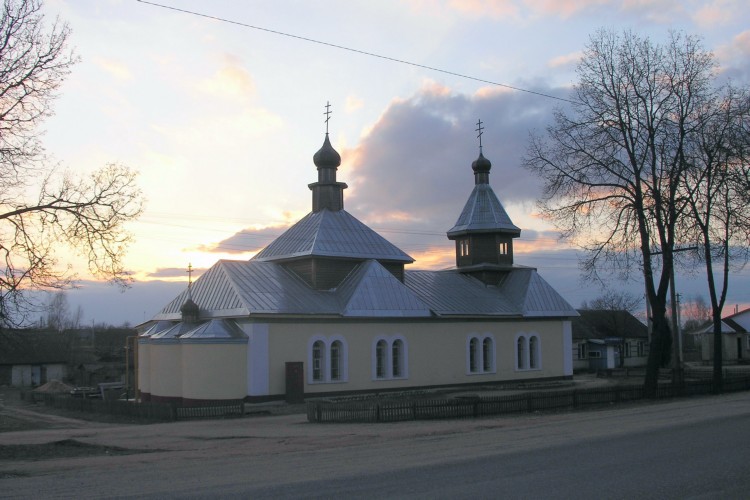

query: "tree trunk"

left=712, top=311, right=723, bottom=393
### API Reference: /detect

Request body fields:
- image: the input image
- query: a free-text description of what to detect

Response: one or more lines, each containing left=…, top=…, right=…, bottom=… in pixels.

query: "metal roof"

left=153, top=259, right=577, bottom=321
left=447, top=184, right=521, bottom=237
left=253, top=209, right=413, bottom=263
left=337, top=260, right=432, bottom=317
left=179, top=319, right=248, bottom=340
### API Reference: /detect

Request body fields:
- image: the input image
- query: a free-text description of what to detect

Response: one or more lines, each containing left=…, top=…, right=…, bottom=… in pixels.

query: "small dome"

left=471, top=151, right=491, bottom=174
left=180, top=298, right=199, bottom=319
left=313, top=134, right=341, bottom=168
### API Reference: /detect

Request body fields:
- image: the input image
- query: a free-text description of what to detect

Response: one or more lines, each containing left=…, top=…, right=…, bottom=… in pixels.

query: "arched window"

left=467, top=334, right=495, bottom=374
left=516, top=333, right=541, bottom=371
left=372, top=336, right=408, bottom=380
left=312, top=340, right=324, bottom=381
left=529, top=336, right=538, bottom=369
left=517, top=336, right=526, bottom=370
left=308, top=336, right=348, bottom=384
left=392, top=339, right=403, bottom=378
left=330, top=340, right=342, bottom=381
left=376, top=339, right=387, bottom=379
left=469, top=337, right=479, bottom=373
left=483, top=337, right=493, bottom=372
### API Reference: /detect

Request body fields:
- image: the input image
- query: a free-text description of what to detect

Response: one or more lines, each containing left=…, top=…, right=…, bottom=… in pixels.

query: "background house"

left=572, top=309, right=649, bottom=372
left=0, top=330, right=69, bottom=387
left=693, top=307, right=750, bottom=363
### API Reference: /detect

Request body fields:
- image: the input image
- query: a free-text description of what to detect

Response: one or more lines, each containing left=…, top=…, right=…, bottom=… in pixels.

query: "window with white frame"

left=637, top=341, right=646, bottom=357
left=372, top=335, right=408, bottom=380
left=516, top=333, right=541, bottom=371
left=308, top=336, right=348, bottom=384
left=467, top=334, right=496, bottom=374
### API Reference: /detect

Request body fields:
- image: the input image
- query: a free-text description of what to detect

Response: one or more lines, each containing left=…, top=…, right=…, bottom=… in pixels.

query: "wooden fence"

left=21, top=392, right=244, bottom=422
left=307, top=375, right=750, bottom=423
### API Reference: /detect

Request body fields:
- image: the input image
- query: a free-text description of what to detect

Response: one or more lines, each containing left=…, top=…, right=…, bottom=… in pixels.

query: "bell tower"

left=447, top=120, right=521, bottom=285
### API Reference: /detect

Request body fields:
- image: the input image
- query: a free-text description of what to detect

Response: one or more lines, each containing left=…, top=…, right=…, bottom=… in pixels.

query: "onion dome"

left=180, top=297, right=199, bottom=322
left=313, top=134, right=341, bottom=168
left=472, top=151, right=491, bottom=173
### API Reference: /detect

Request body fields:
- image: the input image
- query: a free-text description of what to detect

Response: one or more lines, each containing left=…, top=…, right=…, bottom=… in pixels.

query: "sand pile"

left=33, top=379, right=74, bottom=393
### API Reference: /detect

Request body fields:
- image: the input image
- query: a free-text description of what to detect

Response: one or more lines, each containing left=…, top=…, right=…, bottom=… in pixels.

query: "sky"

left=32, top=0, right=750, bottom=326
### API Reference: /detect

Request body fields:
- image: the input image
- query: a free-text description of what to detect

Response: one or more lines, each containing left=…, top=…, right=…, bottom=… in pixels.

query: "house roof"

left=253, top=209, right=413, bottom=263
left=0, top=330, right=69, bottom=365
left=694, top=318, right=748, bottom=334
left=153, top=259, right=577, bottom=321
left=572, top=309, right=648, bottom=341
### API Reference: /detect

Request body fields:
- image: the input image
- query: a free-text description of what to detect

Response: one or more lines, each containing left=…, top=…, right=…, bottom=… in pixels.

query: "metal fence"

left=21, top=392, right=244, bottom=421
left=307, top=375, right=750, bottom=423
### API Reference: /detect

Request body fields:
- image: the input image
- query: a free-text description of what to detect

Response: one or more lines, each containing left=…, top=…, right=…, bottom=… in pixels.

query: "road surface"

left=2, top=392, right=749, bottom=499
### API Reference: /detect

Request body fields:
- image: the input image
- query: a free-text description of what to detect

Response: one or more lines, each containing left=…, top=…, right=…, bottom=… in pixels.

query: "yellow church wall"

left=137, top=340, right=150, bottom=395
left=148, top=342, right=182, bottom=399
left=181, top=343, right=248, bottom=400
left=262, top=319, right=567, bottom=396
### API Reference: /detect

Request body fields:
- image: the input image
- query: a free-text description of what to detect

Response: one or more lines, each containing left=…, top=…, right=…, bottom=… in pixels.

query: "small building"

left=0, top=330, right=69, bottom=387
left=572, top=309, right=649, bottom=372
left=695, top=307, right=750, bottom=363
left=137, top=123, right=578, bottom=404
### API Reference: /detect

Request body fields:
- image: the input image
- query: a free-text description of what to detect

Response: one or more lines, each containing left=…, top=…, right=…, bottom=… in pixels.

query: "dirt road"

left=2, top=390, right=750, bottom=498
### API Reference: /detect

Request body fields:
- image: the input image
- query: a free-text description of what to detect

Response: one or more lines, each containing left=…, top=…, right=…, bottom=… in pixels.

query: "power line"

left=135, top=0, right=577, bottom=105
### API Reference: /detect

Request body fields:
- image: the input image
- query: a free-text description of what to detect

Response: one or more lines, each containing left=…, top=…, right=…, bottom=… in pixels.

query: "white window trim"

left=307, top=335, right=348, bottom=384
left=466, top=333, right=496, bottom=375
left=371, top=335, right=409, bottom=381
left=515, top=332, right=542, bottom=371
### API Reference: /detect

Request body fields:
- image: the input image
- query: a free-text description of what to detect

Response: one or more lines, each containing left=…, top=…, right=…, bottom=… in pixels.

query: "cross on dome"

left=475, top=118, right=484, bottom=152
left=324, top=101, right=332, bottom=134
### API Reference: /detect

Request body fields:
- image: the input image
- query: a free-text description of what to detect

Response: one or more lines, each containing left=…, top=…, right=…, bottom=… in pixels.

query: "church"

left=137, top=120, right=577, bottom=404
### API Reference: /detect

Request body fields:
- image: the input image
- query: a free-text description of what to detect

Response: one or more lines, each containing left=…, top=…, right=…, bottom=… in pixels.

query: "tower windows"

left=498, top=242, right=508, bottom=255
left=459, top=239, right=470, bottom=257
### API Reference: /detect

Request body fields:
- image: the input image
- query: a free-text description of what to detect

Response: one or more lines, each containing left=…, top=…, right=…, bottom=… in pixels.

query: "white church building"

left=137, top=124, right=577, bottom=404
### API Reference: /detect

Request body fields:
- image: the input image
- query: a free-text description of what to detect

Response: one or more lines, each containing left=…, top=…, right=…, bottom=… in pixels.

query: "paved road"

left=2, top=392, right=750, bottom=499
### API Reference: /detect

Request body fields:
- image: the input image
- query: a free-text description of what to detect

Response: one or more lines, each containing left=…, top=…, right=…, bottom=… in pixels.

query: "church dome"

left=471, top=151, right=491, bottom=174
left=180, top=297, right=199, bottom=319
left=313, top=134, right=341, bottom=168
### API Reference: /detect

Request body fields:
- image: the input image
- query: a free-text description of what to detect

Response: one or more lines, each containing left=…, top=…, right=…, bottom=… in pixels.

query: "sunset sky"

left=38, top=0, right=750, bottom=326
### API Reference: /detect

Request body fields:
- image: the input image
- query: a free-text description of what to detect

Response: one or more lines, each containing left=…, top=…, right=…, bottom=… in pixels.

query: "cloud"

left=147, top=267, right=207, bottom=279
left=547, top=51, right=583, bottom=69
left=691, top=0, right=740, bottom=28
left=199, top=225, right=286, bottom=255
left=345, top=95, right=365, bottom=113
left=94, top=57, right=133, bottom=81
left=715, top=30, right=750, bottom=83
left=195, top=53, right=256, bottom=102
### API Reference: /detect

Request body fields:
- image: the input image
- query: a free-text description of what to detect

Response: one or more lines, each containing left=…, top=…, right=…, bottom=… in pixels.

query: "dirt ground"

left=0, top=372, right=627, bottom=462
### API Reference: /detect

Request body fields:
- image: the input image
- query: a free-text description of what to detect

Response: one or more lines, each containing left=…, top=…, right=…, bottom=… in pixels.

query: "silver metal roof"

left=447, top=184, right=521, bottom=237
left=253, top=209, right=413, bottom=263
left=153, top=259, right=576, bottom=321
left=179, top=319, right=248, bottom=340
left=336, top=260, right=432, bottom=317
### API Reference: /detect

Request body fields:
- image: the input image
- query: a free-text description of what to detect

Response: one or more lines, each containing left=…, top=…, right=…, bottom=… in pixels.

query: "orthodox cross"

left=324, top=101, right=332, bottom=134
left=475, top=119, right=484, bottom=153
left=187, top=263, right=194, bottom=288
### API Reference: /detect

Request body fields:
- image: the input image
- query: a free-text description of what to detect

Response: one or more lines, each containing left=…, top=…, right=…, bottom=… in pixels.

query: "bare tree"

left=524, top=30, right=717, bottom=394
left=682, top=86, right=750, bottom=391
left=681, top=294, right=712, bottom=332
left=0, top=0, right=143, bottom=326
left=580, top=290, right=641, bottom=314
